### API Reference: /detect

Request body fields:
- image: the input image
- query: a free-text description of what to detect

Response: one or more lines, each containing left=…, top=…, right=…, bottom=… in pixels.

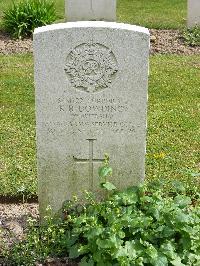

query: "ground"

left=0, top=29, right=199, bottom=55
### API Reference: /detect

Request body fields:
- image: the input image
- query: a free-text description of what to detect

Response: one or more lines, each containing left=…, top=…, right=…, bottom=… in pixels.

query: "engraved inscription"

left=40, top=94, right=135, bottom=142
left=73, top=139, right=104, bottom=189
left=64, top=43, right=118, bottom=93
left=57, top=96, right=129, bottom=120
left=42, top=121, right=136, bottom=141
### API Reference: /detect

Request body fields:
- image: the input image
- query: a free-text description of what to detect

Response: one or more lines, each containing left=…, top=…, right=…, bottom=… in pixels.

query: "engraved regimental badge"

left=64, top=43, right=118, bottom=93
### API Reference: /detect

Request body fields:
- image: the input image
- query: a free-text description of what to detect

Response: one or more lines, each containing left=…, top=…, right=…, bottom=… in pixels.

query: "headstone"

left=187, top=0, right=200, bottom=27
left=66, top=0, right=116, bottom=22
left=33, top=21, right=149, bottom=217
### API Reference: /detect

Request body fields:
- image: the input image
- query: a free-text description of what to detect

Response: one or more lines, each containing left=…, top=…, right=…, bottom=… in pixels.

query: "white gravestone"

left=188, top=0, right=200, bottom=27
left=66, top=0, right=116, bottom=21
left=33, top=21, right=149, bottom=217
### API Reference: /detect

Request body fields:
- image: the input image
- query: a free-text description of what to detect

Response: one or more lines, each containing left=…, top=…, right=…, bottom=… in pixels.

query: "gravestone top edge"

left=33, top=21, right=149, bottom=36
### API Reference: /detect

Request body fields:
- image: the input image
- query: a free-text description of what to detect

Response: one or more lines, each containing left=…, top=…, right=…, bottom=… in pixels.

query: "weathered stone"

left=33, top=21, right=149, bottom=217
left=66, top=0, right=116, bottom=21
left=187, top=0, right=200, bottom=27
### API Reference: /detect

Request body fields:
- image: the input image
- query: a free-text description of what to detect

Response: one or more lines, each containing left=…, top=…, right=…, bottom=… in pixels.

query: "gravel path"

left=0, top=29, right=199, bottom=55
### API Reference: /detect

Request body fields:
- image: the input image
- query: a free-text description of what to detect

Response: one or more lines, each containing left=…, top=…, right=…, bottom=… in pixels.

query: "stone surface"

left=187, top=0, right=200, bottom=27
left=66, top=0, right=116, bottom=21
left=33, top=21, right=149, bottom=217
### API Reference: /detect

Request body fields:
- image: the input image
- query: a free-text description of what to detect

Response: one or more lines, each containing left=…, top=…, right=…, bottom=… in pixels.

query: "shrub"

left=182, top=26, right=200, bottom=46
left=6, top=181, right=200, bottom=266
left=2, top=0, right=57, bottom=39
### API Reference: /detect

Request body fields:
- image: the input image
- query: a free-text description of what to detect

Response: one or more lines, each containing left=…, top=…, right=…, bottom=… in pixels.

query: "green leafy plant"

left=182, top=26, right=200, bottom=46
left=2, top=0, right=57, bottom=39
left=6, top=179, right=200, bottom=266
left=4, top=210, right=76, bottom=265
left=98, top=154, right=116, bottom=191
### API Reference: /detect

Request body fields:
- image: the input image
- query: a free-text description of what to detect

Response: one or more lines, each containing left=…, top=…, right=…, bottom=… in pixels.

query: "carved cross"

left=73, top=139, right=104, bottom=189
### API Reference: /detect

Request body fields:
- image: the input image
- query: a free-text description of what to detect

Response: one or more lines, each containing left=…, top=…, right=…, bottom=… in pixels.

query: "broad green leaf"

left=118, top=230, right=125, bottom=239
left=78, top=244, right=90, bottom=255
left=173, top=195, right=191, bottom=208
left=114, top=246, right=128, bottom=258
left=93, top=251, right=104, bottom=263
left=151, top=207, right=160, bottom=220
left=162, top=226, right=175, bottom=237
left=160, top=242, right=176, bottom=259
left=146, top=245, right=158, bottom=260
left=97, top=261, right=113, bottom=266
left=135, top=257, right=144, bottom=266
left=102, top=181, right=116, bottom=191
left=125, top=241, right=137, bottom=259
left=174, top=211, right=190, bottom=224
left=154, top=253, right=168, bottom=266
left=98, top=166, right=112, bottom=178
left=121, top=191, right=139, bottom=205
left=80, top=256, right=94, bottom=266
left=69, top=244, right=80, bottom=258
left=96, top=238, right=114, bottom=249
left=171, top=257, right=186, bottom=266
left=187, top=254, right=200, bottom=266
left=171, top=180, right=186, bottom=193
left=85, top=227, right=103, bottom=239
left=179, top=232, right=191, bottom=250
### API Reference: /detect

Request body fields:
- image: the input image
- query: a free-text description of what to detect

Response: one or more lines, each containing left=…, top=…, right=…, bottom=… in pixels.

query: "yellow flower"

left=153, top=152, right=166, bottom=159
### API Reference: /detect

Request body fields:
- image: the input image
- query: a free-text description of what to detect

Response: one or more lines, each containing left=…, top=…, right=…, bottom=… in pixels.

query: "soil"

left=0, top=29, right=199, bottom=55
left=0, top=28, right=199, bottom=265
left=0, top=31, right=33, bottom=55
left=0, top=203, right=78, bottom=266
left=150, top=29, right=199, bottom=55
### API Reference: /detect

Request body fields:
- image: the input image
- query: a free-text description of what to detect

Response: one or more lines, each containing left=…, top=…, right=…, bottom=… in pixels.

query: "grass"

left=146, top=55, right=200, bottom=188
left=0, top=54, right=36, bottom=197
left=0, top=0, right=187, bottom=30
left=117, top=0, right=187, bottom=29
left=0, top=54, right=199, bottom=197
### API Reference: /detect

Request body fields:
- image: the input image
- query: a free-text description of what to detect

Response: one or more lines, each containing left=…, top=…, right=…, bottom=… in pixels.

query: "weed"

left=2, top=0, right=57, bottom=39
left=182, top=26, right=200, bottom=46
left=5, top=176, right=200, bottom=265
